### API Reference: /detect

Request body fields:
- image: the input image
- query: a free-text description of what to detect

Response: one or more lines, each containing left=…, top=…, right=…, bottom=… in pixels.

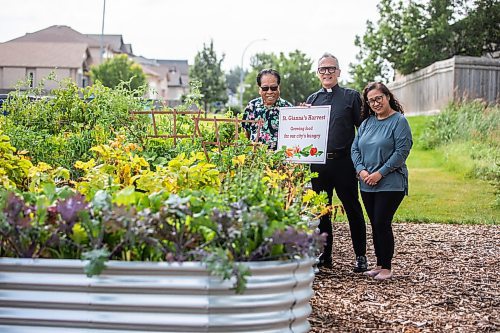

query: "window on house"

left=26, top=69, right=35, bottom=88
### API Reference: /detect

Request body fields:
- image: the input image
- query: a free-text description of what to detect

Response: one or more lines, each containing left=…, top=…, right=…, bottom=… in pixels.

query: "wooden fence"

left=387, top=56, right=500, bottom=115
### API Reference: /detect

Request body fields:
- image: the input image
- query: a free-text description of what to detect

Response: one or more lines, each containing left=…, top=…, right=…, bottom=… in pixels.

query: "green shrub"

left=0, top=78, right=150, bottom=176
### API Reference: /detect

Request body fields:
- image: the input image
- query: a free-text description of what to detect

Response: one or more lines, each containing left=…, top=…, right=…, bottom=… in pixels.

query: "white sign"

left=277, top=106, right=331, bottom=164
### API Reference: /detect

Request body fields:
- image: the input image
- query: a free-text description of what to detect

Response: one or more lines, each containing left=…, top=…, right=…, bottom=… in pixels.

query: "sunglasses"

left=318, top=66, right=337, bottom=74
left=260, top=85, right=279, bottom=92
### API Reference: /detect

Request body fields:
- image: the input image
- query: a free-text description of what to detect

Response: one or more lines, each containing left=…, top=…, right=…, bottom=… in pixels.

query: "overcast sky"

left=1, top=0, right=380, bottom=79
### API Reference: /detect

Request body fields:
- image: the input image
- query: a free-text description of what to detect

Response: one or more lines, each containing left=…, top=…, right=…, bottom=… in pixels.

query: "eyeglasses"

left=366, top=95, right=385, bottom=106
left=317, top=66, right=337, bottom=74
left=260, top=85, right=279, bottom=92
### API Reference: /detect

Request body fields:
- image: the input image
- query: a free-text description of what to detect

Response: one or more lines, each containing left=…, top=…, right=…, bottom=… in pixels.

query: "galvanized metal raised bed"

left=0, top=258, right=315, bottom=332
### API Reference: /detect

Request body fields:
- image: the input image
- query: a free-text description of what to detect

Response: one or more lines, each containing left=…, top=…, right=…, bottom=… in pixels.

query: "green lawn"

left=333, top=115, right=499, bottom=224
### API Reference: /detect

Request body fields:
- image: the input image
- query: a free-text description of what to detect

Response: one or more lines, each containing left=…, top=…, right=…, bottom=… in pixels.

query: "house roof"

left=123, top=43, right=133, bottom=54
left=6, top=25, right=130, bottom=55
left=141, top=64, right=161, bottom=77
left=132, top=57, right=189, bottom=87
left=157, top=59, right=189, bottom=75
left=8, top=25, right=98, bottom=46
left=85, top=34, right=130, bottom=53
left=156, top=60, right=189, bottom=87
left=132, top=55, right=159, bottom=66
left=0, top=42, right=90, bottom=68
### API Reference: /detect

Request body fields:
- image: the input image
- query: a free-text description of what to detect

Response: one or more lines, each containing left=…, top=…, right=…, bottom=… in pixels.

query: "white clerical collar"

left=326, top=88, right=333, bottom=92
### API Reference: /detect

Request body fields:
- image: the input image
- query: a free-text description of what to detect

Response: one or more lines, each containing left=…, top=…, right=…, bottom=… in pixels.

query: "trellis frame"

left=130, top=108, right=265, bottom=159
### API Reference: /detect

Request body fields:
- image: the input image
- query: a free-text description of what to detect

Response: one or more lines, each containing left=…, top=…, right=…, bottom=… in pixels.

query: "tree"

left=349, top=0, right=500, bottom=92
left=242, top=51, right=318, bottom=106
left=225, top=66, right=247, bottom=95
left=348, top=20, right=388, bottom=92
left=453, top=0, right=500, bottom=56
left=190, top=40, right=228, bottom=112
left=278, top=50, right=320, bottom=105
left=90, top=54, right=146, bottom=92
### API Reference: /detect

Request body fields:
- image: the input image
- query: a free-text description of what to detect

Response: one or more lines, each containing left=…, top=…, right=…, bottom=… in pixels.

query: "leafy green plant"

left=1, top=78, right=150, bottom=176
left=0, top=139, right=329, bottom=292
left=0, top=132, right=32, bottom=190
left=90, top=54, right=147, bottom=92
left=0, top=78, right=331, bottom=293
left=0, top=186, right=83, bottom=259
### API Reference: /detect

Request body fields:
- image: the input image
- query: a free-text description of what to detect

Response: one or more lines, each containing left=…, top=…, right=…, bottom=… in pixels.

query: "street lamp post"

left=99, top=0, right=107, bottom=63
left=239, top=38, right=266, bottom=110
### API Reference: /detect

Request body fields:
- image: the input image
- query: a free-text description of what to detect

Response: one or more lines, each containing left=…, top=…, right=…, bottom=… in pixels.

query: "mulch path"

left=309, top=222, right=499, bottom=332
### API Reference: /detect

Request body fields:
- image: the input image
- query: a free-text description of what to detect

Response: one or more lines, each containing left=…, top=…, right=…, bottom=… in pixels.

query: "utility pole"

left=99, top=0, right=107, bottom=63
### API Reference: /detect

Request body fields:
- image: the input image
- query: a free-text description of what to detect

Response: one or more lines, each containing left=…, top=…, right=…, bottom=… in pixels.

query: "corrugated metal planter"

left=0, top=257, right=315, bottom=333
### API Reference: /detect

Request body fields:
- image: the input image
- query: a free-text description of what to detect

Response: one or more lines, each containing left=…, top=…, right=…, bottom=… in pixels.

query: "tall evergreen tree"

left=225, top=66, right=246, bottom=95
left=190, top=40, right=228, bottom=112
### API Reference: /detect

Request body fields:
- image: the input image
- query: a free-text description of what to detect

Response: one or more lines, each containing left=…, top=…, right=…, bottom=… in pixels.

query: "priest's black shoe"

left=317, top=254, right=333, bottom=269
left=353, top=255, right=368, bottom=273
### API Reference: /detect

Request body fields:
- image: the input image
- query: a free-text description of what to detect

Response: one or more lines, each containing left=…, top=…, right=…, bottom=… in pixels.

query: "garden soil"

left=309, top=222, right=499, bottom=332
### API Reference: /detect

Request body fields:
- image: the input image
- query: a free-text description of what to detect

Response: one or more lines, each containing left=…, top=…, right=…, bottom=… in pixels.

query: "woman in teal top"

left=351, top=82, right=413, bottom=281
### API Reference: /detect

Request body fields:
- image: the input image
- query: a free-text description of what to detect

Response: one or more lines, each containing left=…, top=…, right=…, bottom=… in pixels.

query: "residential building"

left=0, top=41, right=91, bottom=93
left=157, top=59, right=190, bottom=106
left=133, top=57, right=190, bottom=106
left=7, top=25, right=114, bottom=67
left=0, top=25, right=189, bottom=106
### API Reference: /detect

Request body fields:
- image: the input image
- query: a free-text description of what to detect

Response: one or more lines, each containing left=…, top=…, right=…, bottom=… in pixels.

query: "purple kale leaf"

left=3, top=192, right=32, bottom=228
left=56, top=193, right=88, bottom=231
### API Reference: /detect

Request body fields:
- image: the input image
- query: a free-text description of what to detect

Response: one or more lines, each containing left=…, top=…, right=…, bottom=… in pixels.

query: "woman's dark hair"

left=361, top=81, right=404, bottom=120
left=256, top=69, right=281, bottom=86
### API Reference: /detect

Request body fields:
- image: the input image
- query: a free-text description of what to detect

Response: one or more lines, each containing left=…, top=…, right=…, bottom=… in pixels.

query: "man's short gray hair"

left=318, top=53, right=340, bottom=68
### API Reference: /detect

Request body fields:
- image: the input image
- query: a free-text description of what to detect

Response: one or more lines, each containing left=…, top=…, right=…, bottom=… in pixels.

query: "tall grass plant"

left=420, top=100, right=499, bottom=207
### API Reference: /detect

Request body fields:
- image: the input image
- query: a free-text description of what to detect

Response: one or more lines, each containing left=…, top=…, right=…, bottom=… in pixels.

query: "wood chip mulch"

left=309, top=222, right=499, bottom=333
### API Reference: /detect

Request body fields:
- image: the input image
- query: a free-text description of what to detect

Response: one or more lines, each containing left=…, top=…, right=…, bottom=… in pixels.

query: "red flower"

left=310, top=147, right=318, bottom=156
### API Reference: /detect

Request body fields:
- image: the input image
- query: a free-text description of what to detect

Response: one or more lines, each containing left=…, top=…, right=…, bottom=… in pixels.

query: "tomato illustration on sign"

left=281, top=144, right=323, bottom=159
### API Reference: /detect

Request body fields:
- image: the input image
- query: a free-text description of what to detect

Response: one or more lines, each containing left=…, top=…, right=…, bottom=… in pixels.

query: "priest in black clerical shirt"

left=305, top=52, right=368, bottom=273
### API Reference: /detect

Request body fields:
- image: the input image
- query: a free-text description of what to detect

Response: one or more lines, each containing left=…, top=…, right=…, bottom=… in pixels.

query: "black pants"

left=360, top=191, right=405, bottom=269
left=311, top=155, right=366, bottom=258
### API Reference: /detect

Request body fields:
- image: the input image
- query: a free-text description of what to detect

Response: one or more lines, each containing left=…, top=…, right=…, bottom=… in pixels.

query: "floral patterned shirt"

left=242, top=97, right=293, bottom=150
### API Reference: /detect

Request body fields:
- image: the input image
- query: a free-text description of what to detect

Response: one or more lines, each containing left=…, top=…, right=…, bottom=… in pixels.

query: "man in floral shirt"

left=242, top=69, right=293, bottom=150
